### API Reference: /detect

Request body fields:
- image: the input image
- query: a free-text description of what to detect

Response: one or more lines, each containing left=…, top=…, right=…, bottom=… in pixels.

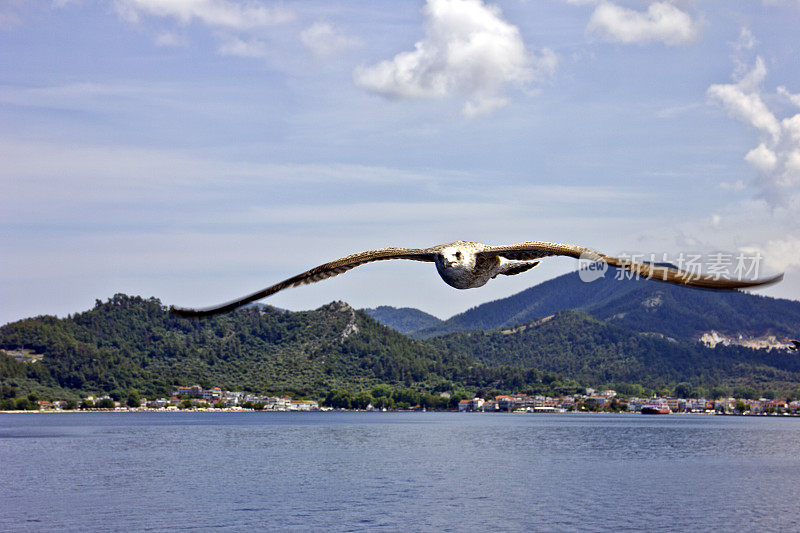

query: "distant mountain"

left=411, top=269, right=800, bottom=342
left=247, top=303, right=287, bottom=313
left=363, top=306, right=442, bottom=334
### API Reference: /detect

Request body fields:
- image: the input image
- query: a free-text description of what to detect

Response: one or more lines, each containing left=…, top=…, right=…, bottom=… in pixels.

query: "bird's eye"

left=455, top=252, right=462, bottom=260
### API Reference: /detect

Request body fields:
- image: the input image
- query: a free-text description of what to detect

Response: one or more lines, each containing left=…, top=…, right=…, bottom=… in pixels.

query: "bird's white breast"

left=434, top=244, right=498, bottom=289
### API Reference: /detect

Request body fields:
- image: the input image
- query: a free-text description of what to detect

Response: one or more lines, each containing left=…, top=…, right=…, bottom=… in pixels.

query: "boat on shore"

left=641, top=398, right=671, bottom=415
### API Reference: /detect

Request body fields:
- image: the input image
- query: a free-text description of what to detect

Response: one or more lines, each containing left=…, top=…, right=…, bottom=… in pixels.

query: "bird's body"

left=434, top=241, right=491, bottom=288
left=433, top=241, right=538, bottom=289
left=171, top=240, right=783, bottom=318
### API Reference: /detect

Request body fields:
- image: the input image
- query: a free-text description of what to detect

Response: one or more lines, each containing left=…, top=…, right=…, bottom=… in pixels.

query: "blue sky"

left=2, top=0, right=800, bottom=324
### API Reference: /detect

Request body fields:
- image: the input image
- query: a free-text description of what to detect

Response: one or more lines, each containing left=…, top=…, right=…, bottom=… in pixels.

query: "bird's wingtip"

left=743, top=271, right=784, bottom=289
left=169, top=305, right=203, bottom=318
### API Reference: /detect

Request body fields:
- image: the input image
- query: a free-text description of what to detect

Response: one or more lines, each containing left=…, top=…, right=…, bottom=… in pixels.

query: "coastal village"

left=8, top=384, right=800, bottom=415
left=456, top=389, right=800, bottom=415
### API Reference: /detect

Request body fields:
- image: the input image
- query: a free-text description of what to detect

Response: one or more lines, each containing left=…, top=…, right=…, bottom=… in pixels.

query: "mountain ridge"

left=429, top=309, right=800, bottom=392
left=362, top=306, right=442, bottom=334
left=2, top=288, right=800, bottom=400
left=407, top=269, right=800, bottom=341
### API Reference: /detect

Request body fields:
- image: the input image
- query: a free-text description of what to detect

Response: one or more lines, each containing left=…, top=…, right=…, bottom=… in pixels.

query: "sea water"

left=2, top=412, right=799, bottom=532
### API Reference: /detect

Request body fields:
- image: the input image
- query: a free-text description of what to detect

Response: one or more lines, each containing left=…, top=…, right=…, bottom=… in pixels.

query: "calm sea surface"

left=1, top=412, right=799, bottom=532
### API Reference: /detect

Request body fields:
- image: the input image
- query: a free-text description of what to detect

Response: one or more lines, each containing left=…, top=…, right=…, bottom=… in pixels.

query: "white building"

left=469, top=398, right=485, bottom=411
left=687, top=398, right=707, bottom=411
left=201, top=387, right=223, bottom=401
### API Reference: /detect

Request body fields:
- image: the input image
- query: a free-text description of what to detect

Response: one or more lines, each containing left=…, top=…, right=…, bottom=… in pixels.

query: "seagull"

left=789, top=340, right=800, bottom=351
left=170, top=240, right=783, bottom=318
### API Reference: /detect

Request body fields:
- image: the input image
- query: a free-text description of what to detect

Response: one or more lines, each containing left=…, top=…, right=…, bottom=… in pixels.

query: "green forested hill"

left=429, top=310, right=800, bottom=393
left=411, top=270, right=800, bottom=341
left=363, top=306, right=442, bottom=334
left=2, top=294, right=799, bottom=400
left=0, top=295, right=539, bottom=399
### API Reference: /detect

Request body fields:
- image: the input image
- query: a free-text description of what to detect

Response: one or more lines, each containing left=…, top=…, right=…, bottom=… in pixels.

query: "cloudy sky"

left=2, top=0, right=799, bottom=324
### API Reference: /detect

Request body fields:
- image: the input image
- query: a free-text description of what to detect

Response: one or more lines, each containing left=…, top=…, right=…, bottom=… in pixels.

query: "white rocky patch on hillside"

left=698, top=330, right=794, bottom=351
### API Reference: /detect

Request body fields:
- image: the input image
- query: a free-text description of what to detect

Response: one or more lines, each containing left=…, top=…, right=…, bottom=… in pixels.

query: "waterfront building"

left=469, top=398, right=485, bottom=411
left=201, top=387, right=223, bottom=402
left=687, top=398, right=707, bottom=411
left=175, top=385, right=204, bottom=397
left=586, top=396, right=607, bottom=408
left=513, top=395, right=536, bottom=410
left=665, top=397, right=680, bottom=412
left=496, top=395, right=515, bottom=411
left=225, top=391, right=244, bottom=406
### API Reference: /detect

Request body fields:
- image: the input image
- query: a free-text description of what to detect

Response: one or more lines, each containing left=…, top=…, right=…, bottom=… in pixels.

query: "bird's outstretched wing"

left=479, top=241, right=784, bottom=290
left=171, top=247, right=436, bottom=318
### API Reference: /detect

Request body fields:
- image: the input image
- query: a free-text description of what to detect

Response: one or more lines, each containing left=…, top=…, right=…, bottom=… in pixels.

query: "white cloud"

left=354, top=0, right=555, bottom=117
left=154, top=31, right=186, bottom=47
left=778, top=86, right=800, bottom=108
left=655, top=102, right=702, bottom=119
left=462, top=96, right=509, bottom=118
left=737, top=54, right=768, bottom=91
left=587, top=1, right=700, bottom=46
left=0, top=140, right=439, bottom=192
left=708, top=57, right=800, bottom=205
left=114, top=0, right=293, bottom=55
left=300, top=22, right=359, bottom=60
left=731, top=27, right=759, bottom=79
left=745, top=143, right=778, bottom=173
left=667, top=195, right=800, bottom=286
left=707, top=60, right=779, bottom=141
left=114, top=0, right=293, bottom=31
left=678, top=45, right=800, bottom=280
left=733, top=27, right=756, bottom=52
left=720, top=180, right=746, bottom=192
left=217, top=36, right=270, bottom=58
left=0, top=81, right=169, bottom=111
left=742, top=236, right=800, bottom=272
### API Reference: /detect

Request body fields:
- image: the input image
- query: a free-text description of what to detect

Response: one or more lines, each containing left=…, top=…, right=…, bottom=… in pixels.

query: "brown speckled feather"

left=172, top=240, right=783, bottom=318
left=479, top=241, right=784, bottom=290
left=171, top=247, right=434, bottom=318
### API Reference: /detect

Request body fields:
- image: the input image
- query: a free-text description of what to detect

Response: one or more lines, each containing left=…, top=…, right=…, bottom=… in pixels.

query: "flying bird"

left=789, top=340, right=800, bottom=351
left=170, top=240, right=783, bottom=318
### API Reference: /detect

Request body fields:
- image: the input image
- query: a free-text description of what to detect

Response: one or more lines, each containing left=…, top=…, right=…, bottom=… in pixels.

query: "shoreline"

left=2, top=408, right=798, bottom=417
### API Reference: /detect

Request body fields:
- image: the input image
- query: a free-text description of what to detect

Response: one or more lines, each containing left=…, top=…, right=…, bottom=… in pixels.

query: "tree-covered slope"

left=428, top=310, right=800, bottom=392
left=412, top=270, right=800, bottom=341
left=0, top=295, right=474, bottom=398
left=2, top=294, right=799, bottom=399
left=363, top=306, right=442, bottom=334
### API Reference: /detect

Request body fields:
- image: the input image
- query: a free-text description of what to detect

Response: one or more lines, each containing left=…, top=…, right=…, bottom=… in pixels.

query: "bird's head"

left=434, top=244, right=484, bottom=289
left=437, top=246, right=469, bottom=269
